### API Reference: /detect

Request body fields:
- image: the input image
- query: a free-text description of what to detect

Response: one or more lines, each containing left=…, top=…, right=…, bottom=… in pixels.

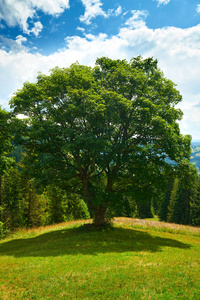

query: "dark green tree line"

left=159, top=162, right=200, bottom=226
left=0, top=107, right=14, bottom=235
left=0, top=163, right=90, bottom=237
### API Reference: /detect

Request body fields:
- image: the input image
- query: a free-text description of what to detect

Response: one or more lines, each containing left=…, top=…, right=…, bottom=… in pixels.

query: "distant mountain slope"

left=191, top=141, right=200, bottom=172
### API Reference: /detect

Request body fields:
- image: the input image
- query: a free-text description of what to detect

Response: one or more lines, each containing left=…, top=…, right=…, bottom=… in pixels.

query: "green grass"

left=0, top=218, right=199, bottom=300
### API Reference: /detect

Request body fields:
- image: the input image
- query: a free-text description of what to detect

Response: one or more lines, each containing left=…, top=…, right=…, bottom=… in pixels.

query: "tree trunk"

left=82, top=177, right=108, bottom=226
left=93, top=205, right=107, bottom=226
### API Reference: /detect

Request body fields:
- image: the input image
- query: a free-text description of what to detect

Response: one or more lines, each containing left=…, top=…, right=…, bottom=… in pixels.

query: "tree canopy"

left=10, top=56, right=191, bottom=225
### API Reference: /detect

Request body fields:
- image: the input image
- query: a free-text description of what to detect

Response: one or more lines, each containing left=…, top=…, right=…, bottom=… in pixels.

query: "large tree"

left=10, top=57, right=191, bottom=225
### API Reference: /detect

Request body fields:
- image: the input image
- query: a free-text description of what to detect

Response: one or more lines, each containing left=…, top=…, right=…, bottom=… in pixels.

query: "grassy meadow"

left=0, top=218, right=199, bottom=300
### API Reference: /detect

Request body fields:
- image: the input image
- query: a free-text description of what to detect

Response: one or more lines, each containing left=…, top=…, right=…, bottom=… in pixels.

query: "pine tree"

left=159, top=179, right=174, bottom=221
left=190, top=177, right=200, bottom=226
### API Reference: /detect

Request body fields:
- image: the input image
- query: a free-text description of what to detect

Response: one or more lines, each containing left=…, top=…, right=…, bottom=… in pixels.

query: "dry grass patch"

left=114, top=217, right=200, bottom=236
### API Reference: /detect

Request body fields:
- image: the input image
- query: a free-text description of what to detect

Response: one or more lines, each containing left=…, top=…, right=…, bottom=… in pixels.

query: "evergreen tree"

left=167, top=179, right=191, bottom=224
left=159, top=179, right=174, bottom=221
left=2, top=167, right=25, bottom=230
left=190, top=177, right=200, bottom=226
left=44, top=185, right=90, bottom=223
left=0, top=107, right=14, bottom=225
left=166, top=163, right=198, bottom=225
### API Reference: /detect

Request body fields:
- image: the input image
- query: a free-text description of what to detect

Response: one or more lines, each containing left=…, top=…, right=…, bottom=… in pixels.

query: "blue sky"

left=1, top=0, right=200, bottom=139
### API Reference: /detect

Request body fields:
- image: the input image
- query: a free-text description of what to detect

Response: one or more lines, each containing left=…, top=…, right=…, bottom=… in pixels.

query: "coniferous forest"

left=1, top=57, right=200, bottom=238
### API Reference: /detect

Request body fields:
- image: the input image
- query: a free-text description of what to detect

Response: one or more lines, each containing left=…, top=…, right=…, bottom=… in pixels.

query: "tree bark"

left=93, top=204, right=108, bottom=226
left=82, top=177, right=108, bottom=226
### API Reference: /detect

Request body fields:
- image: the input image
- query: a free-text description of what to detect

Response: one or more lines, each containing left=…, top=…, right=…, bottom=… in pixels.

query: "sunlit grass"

left=114, top=217, right=200, bottom=237
left=0, top=218, right=199, bottom=299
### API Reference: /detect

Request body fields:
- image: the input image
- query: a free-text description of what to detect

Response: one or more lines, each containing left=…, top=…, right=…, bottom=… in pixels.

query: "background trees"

left=0, top=107, right=14, bottom=235
left=10, top=56, right=191, bottom=225
left=159, top=162, right=200, bottom=226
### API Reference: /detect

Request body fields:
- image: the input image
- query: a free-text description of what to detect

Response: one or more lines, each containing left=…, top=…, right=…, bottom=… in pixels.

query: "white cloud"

left=196, top=5, right=200, bottom=13
left=31, top=0, right=70, bottom=15
left=0, top=1, right=35, bottom=33
left=105, top=6, right=123, bottom=18
left=79, top=1, right=123, bottom=24
left=83, top=32, right=108, bottom=41
left=0, top=0, right=69, bottom=36
left=154, top=0, right=170, bottom=6
left=15, top=35, right=27, bottom=46
left=115, top=6, right=122, bottom=17
left=0, top=35, right=27, bottom=52
left=1, top=18, right=200, bottom=138
left=80, top=0, right=107, bottom=24
left=30, top=21, right=43, bottom=37
left=125, top=10, right=148, bottom=29
left=77, top=27, right=85, bottom=33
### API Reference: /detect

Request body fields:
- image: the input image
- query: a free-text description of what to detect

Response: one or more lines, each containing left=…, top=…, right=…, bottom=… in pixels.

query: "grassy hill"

left=0, top=219, right=199, bottom=299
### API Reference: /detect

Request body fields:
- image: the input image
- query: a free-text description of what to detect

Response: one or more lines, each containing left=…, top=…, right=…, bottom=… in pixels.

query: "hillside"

left=0, top=219, right=199, bottom=299
left=191, top=141, right=200, bottom=172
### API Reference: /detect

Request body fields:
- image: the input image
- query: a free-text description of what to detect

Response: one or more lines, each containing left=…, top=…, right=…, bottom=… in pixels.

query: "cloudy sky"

left=1, top=0, right=200, bottom=140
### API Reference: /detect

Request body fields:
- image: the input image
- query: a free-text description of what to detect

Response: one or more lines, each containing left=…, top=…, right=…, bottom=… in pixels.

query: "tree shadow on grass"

left=0, top=226, right=190, bottom=258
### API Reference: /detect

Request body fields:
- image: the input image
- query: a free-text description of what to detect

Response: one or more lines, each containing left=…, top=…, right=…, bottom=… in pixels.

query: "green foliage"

left=158, top=162, right=200, bottom=226
left=0, top=166, right=90, bottom=236
left=0, top=221, right=3, bottom=238
left=0, top=106, right=15, bottom=234
left=0, top=107, right=14, bottom=174
left=44, top=185, right=90, bottom=224
left=190, top=177, right=200, bottom=226
left=107, top=194, right=138, bottom=218
left=1, top=167, right=24, bottom=230
left=10, top=145, right=23, bottom=164
left=0, top=166, right=50, bottom=233
left=167, top=178, right=182, bottom=223
left=159, top=179, right=174, bottom=221
left=136, top=198, right=154, bottom=219
left=10, top=56, right=191, bottom=225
